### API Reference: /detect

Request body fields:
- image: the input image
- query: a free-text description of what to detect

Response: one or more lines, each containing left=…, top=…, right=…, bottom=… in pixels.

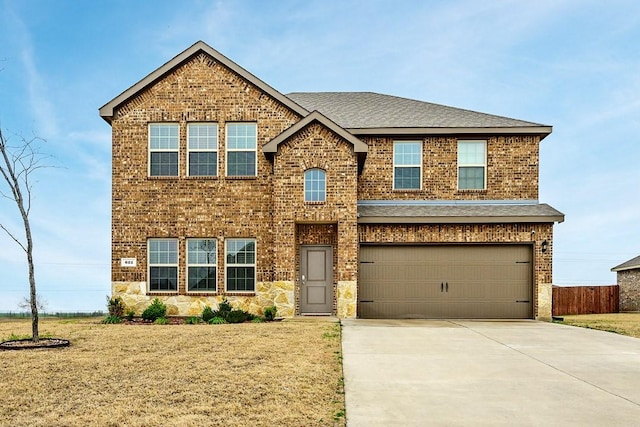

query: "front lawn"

left=0, top=317, right=345, bottom=426
left=559, top=312, right=640, bottom=338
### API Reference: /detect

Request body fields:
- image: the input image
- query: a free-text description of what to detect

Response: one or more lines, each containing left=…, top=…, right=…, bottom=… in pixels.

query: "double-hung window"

left=304, top=168, right=326, bottom=202
left=226, top=123, right=257, bottom=176
left=187, top=239, right=217, bottom=292
left=149, top=124, right=179, bottom=176
left=226, top=239, right=256, bottom=292
left=148, top=239, right=178, bottom=291
left=458, top=140, right=487, bottom=190
left=188, top=124, right=218, bottom=176
left=393, top=141, right=422, bottom=190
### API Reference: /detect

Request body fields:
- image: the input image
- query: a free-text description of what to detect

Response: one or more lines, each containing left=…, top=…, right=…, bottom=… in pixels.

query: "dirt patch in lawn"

left=0, top=317, right=345, bottom=426
left=559, top=312, right=640, bottom=338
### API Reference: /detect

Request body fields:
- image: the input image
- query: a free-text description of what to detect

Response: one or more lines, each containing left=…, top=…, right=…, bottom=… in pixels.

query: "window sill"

left=392, top=188, right=422, bottom=192
left=186, top=291, right=218, bottom=296
left=305, top=201, right=326, bottom=205
left=148, top=176, right=179, bottom=180
left=224, top=292, right=256, bottom=297
left=186, top=175, right=218, bottom=180
left=456, top=189, right=488, bottom=194
left=148, top=291, right=179, bottom=296
left=225, top=175, right=257, bottom=180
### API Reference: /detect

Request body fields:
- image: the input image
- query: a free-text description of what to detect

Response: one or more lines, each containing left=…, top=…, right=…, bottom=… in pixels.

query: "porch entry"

left=300, top=245, right=333, bottom=314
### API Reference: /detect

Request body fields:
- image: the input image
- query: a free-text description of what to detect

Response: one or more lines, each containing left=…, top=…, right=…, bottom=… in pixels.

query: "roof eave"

left=358, top=215, right=564, bottom=224
left=99, top=41, right=309, bottom=124
left=611, top=264, right=640, bottom=272
left=347, top=126, right=553, bottom=139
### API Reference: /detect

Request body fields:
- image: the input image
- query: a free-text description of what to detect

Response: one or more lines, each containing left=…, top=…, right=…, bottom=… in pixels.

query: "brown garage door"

left=359, top=245, right=533, bottom=319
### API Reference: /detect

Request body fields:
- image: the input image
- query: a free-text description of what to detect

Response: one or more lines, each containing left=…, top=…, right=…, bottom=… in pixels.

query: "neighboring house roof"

left=263, top=110, right=368, bottom=153
left=611, top=255, right=640, bottom=272
left=99, top=41, right=309, bottom=123
left=286, top=92, right=552, bottom=138
left=357, top=200, right=564, bottom=224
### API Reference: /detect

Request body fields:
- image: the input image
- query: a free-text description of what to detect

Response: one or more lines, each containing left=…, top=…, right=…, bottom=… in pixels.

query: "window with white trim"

left=304, top=168, right=326, bottom=202
left=187, top=239, right=217, bottom=292
left=458, top=140, right=486, bottom=190
left=226, top=239, right=256, bottom=292
left=149, top=124, right=179, bottom=176
left=148, top=238, right=178, bottom=291
left=188, top=123, right=218, bottom=176
left=393, top=141, right=422, bottom=190
left=226, top=123, right=257, bottom=176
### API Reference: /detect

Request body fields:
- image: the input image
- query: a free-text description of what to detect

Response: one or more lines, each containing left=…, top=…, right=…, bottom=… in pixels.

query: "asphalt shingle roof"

left=287, top=92, right=547, bottom=130
left=611, top=255, right=640, bottom=272
left=357, top=202, right=564, bottom=224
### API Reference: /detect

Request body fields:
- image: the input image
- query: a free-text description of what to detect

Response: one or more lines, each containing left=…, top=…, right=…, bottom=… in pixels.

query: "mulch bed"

left=0, top=338, right=70, bottom=350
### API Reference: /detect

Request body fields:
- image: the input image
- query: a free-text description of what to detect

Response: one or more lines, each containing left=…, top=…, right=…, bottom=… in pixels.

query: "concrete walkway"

left=341, top=319, right=640, bottom=426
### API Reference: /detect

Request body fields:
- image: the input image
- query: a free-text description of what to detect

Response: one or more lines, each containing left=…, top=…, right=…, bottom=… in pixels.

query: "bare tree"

left=0, top=128, right=47, bottom=342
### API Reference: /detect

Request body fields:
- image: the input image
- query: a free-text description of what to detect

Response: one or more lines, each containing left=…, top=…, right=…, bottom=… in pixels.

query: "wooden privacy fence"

left=552, top=285, right=619, bottom=316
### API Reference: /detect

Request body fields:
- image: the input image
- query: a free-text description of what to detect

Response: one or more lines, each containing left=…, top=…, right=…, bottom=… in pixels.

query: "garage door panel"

left=359, top=245, right=533, bottom=319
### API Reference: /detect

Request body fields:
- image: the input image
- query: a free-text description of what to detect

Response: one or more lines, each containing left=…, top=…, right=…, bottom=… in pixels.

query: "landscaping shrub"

left=126, top=310, right=135, bottom=321
left=141, top=298, right=167, bottom=322
left=226, top=309, right=253, bottom=324
left=102, top=315, right=122, bottom=324
left=208, top=316, right=227, bottom=325
left=202, top=306, right=215, bottom=322
left=154, top=317, right=169, bottom=325
left=264, top=305, right=277, bottom=321
left=106, top=296, right=125, bottom=318
left=184, top=316, right=202, bottom=325
left=251, top=317, right=264, bottom=323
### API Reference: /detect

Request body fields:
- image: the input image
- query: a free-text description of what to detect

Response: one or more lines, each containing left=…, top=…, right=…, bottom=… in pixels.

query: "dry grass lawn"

left=560, top=312, right=640, bottom=338
left=0, top=317, right=345, bottom=427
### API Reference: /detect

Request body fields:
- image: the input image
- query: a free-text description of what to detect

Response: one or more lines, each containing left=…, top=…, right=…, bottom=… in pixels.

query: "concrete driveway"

left=341, top=319, right=640, bottom=426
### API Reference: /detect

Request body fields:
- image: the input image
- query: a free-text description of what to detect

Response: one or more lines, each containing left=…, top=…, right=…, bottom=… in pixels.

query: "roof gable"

left=286, top=92, right=552, bottom=138
left=99, top=41, right=308, bottom=123
left=263, top=110, right=367, bottom=153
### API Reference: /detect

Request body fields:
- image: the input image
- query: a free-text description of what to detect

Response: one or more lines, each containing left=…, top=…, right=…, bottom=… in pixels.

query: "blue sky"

left=0, top=0, right=638, bottom=312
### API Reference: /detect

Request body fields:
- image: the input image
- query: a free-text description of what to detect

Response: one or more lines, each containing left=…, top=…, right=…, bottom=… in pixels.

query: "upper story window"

left=149, top=124, right=179, bottom=177
left=148, top=238, right=178, bottom=291
left=188, top=123, right=218, bottom=177
left=458, top=140, right=487, bottom=190
left=187, top=238, right=217, bottom=292
left=226, top=238, right=256, bottom=292
left=393, top=141, right=422, bottom=190
left=304, top=168, right=326, bottom=203
left=226, top=123, right=257, bottom=176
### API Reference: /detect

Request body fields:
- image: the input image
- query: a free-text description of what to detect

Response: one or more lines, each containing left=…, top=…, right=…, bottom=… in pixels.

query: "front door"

left=300, top=245, right=333, bottom=314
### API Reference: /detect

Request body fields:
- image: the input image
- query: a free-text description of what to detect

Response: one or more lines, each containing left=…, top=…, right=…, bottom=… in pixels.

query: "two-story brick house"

left=100, top=41, right=563, bottom=320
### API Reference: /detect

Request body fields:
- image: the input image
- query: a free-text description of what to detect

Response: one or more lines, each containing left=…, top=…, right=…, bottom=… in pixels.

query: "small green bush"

left=184, top=316, right=202, bottom=325
left=264, top=305, right=277, bottom=321
left=102, top=315, right=122, bottom=324
left=202, top=306, right=215, bottom=322
left=251, top=317, right=264, bottom=323
left=126, top=310, right=135, bottom=321
left=226, top=309, right=252, bottom=324
left=106, top=295, right=125, bottom=318
left=154, top=317, right=169, bottom=325
left=142, top=298, right=167, bottom=322
left=218, top=298, right=233, bottom=317
left=208, top=316, right=227, bottom=325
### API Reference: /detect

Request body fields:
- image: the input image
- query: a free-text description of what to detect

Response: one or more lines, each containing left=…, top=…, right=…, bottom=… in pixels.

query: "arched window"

left=304, top=168, right=326, bottom=202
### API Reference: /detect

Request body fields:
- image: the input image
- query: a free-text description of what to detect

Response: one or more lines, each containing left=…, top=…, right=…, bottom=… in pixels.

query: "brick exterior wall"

left=357, top=136, right=539, bottom=200
left=617, top=270, right=640, bottom=311
left=111, top=53, right=301, bottom=313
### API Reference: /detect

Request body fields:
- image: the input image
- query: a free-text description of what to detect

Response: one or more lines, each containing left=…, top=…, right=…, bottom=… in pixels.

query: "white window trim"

left=225, top=238, right=257, bottom=293
left=225, top=122, right=258, bottom=177
left=304, top=168, right=327, bottom=203
left=187, top=123, right=218, bottom=177
left=392, top=141, right=422, bottom=190
left=186, top=238, right=218, bottom=294
left=148, top=123, right=180, bottom=177
left=457, top=140, right=487, bottom=191
left=147, top=238, right=179, bottom=293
